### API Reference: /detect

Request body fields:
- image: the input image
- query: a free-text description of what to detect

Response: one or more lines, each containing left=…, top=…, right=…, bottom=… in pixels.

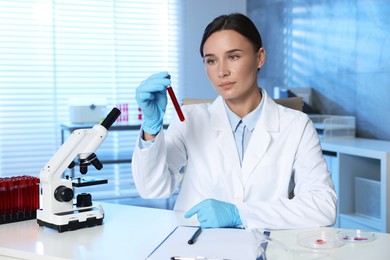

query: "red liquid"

left=167, top=86, right=185, bottom=122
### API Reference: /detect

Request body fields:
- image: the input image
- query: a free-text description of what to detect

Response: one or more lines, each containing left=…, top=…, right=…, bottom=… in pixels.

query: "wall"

left=181, top=0, right=246, bottom=100
left=248, top=0, right=390, bottom=141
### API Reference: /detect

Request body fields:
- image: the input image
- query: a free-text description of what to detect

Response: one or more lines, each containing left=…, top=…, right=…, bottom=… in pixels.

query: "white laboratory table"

left=1, top=202, right=390, bottom=260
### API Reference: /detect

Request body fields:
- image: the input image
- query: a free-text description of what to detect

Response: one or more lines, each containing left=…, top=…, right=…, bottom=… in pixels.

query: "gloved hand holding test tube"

left=135, top=71, right=184, bottom=136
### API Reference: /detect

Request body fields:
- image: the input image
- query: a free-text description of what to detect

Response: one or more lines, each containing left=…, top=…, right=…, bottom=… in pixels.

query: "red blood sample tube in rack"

left=0, top=175, right=40, bottom=225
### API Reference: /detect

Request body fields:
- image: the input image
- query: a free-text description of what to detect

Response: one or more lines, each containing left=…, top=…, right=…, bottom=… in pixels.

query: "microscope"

left=37, top=107, right=121, bottom=232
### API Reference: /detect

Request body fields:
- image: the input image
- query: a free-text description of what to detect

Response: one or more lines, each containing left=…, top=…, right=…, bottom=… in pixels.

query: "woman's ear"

left=257, top=47, right=266, bottom=70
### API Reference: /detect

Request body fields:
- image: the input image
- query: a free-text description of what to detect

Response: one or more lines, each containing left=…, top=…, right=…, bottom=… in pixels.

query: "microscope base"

left=37, top=204, right=104, bottom=233
left=37, top=216, right=103, bottom=233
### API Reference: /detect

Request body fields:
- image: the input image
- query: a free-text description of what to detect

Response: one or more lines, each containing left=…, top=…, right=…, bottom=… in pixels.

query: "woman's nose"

left=218, top=61, right=230, bottom=78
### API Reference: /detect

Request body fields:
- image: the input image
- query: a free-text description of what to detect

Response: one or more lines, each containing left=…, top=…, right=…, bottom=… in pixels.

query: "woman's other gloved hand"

left=135, top=71, right=171, bottom=134
left=184, top=199, right=243, bottom=228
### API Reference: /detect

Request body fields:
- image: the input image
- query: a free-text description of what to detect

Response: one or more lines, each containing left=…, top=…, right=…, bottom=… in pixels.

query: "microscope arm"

left=40, top=124, right=108, bottom=184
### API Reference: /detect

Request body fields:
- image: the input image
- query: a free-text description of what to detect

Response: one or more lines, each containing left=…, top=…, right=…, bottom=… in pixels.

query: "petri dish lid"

left=337, top=229, right=376, bottom=243
left=297, top=230, right=345, bottom=249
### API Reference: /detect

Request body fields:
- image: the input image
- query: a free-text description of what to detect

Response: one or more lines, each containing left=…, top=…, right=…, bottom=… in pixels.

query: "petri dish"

left=297, top=230, right=345, bottom=249
left=337, top=229, right=376, bottom=243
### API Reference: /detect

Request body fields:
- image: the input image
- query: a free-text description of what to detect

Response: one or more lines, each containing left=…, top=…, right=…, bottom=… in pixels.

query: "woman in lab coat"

left=132, top=13, right=337, bottom=229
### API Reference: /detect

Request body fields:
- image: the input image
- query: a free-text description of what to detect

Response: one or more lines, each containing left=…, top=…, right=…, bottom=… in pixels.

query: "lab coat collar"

left=257, top=89, right=280, bottom=133
left=209, top=96, right=230, bottom=131
left=208, top=90, right=281, bottom=184
left=209, top=90, right=279, bottom=133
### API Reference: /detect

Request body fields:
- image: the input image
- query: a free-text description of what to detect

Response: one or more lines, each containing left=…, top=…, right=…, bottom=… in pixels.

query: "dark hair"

left=199, top=13, right=263, bottom=57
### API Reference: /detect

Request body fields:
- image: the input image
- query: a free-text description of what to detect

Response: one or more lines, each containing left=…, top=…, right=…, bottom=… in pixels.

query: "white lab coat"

left=132, top=89, right=337, bottom=229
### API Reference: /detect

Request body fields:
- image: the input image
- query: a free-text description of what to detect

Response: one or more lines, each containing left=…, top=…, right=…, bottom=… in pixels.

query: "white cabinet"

left=321, top=138, right=390, bottom=233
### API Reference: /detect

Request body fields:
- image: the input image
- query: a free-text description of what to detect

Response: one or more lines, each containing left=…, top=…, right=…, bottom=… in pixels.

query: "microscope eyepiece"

left=101, top=107, right=121, bottom=130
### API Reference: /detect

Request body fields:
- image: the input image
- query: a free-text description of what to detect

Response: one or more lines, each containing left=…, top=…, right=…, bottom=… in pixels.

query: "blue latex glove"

left=184, top=199, right=242, bottom=228
left=135, top=71, right=171, bottom=134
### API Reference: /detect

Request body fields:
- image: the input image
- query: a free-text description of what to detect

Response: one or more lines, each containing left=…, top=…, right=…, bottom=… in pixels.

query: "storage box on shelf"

left=310, top=115, right=356, bottom=139
left=68, top=98, right=107, bottom=124
left=321, top=137, right=390, bottom=233
left=355, top=177, right=380, bottom=219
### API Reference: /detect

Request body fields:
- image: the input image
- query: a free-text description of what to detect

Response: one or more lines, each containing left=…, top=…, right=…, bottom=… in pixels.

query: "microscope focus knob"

left=54, top=185, right=74, bottom=202
left=77, top=193, right=92, bottom=208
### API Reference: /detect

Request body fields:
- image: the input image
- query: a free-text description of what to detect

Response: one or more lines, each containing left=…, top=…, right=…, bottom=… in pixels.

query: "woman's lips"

left=219, top=81, right=235, bottom=88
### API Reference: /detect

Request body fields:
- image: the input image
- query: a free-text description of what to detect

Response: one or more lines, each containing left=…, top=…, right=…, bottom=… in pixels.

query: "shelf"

left=322, top=137, right=390, bottom=157
left=321, top=137, right=390, bottom=233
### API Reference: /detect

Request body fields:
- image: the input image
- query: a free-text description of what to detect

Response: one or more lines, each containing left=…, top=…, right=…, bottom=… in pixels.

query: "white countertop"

left=0, top=203, right=195, bottom=260
left=1, top=202, right=390, bottom=260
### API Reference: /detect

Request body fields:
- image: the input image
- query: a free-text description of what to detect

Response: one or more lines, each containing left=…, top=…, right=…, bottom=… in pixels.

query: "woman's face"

left=202, top=29, right=265, bottom=102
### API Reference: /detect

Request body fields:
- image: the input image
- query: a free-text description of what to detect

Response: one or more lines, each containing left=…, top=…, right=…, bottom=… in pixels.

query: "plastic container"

left=69, top=98, right=107, bottom=124
left=337, top=229, right=376, bottom=243
left=309, top=114, right=356, bottom=139
left=355, top=177, right=380, bottom=219
left=297, top=230, right=345, bottom=249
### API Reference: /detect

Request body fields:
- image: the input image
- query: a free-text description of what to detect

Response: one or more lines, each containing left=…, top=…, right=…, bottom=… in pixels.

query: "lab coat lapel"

left=241, top=126, right=271, bottom=184
left=209, top=97, right=243, bottom=184
left=242, top=91, right=280, bottom=184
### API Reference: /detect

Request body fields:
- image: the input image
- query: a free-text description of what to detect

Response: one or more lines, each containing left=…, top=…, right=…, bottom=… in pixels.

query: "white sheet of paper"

left=146, top=225, right=261, bottom=260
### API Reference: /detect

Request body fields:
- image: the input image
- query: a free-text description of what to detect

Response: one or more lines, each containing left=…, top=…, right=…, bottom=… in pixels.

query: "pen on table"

left=188, top=227, right=202, bottom=245
left=165, top=75, right=185, bottom=122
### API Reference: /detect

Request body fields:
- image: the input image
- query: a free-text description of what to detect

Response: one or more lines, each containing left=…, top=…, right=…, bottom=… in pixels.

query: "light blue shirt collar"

left=224, top=90, right=264, bottom=133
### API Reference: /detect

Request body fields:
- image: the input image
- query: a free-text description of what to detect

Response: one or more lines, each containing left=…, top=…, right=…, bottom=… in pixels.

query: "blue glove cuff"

left=142, top=119, right=163, bottom=135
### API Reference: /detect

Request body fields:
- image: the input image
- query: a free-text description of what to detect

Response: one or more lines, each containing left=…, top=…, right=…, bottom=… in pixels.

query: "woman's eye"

left=206, top=59, right=216, bottom=65
left=229, top=55, right=239, bottom=60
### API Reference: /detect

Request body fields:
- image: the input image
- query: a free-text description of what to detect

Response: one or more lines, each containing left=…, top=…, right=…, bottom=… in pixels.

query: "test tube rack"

left=0, top=176, right=40, bottom=225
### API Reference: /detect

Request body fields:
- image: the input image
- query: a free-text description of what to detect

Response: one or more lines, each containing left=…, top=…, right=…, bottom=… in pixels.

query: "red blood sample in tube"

left=34, top=177, right=40, bottom=210
left=167, top=87, right=185, bottom=122
left=0, top=179, right=5, bottom=215
left=165, top=75, right=185, bottom=122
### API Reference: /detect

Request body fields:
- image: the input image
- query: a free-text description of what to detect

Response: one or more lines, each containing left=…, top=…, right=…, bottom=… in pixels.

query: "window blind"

left=0, top=0, right=183, bottom=202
